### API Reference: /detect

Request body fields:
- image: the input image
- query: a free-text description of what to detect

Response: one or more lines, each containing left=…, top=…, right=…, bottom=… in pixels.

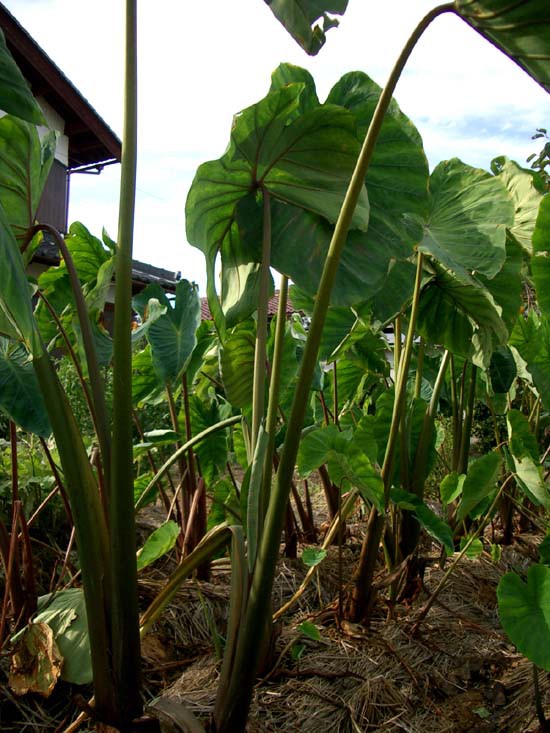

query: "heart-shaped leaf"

left=186, top=80, right=368, bottom=328
left=133, top=280, right=200, bottom=385
left=498, top=564, right=550, bottom=670
left=491, top=156, right=544, bottom=254
left=419, top=159, right=514, bottom=279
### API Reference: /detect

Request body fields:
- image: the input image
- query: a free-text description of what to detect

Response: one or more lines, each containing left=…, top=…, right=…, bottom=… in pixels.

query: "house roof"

left=32, top=241, right=181, bottom=293
left=0, top=2, right=121, bottom=170
left=200, top=291, right=296, bottom=321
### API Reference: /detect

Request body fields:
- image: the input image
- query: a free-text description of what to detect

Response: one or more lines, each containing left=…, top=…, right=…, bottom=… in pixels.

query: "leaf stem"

left=251, top=189, right=272, bottom=454
left=109, top=0, right=142, bottom=725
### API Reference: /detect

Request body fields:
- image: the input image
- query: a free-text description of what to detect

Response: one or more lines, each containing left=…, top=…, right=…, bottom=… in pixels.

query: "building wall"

left=35, top=96, right=69, bottom=233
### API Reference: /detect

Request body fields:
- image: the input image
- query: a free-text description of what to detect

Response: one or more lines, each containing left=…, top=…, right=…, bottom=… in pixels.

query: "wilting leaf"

left=33, top=588, right=91, bottom=685
left=9, top=622, right=62, bottom=697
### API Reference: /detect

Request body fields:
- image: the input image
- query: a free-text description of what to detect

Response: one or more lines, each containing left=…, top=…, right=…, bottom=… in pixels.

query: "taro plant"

left=183, top=2, right=550, bottom=727
left=0, top=1, right=549, bottom=732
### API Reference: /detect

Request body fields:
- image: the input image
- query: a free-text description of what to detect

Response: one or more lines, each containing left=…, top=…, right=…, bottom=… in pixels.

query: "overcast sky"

left=4, top=0, right=550, bottom=291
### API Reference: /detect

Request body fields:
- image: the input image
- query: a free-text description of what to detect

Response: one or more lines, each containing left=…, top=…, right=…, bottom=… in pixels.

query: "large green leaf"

left=507, top=409, right=550, bottom=509
left=0, top=204, right=40, bottom=353
left=326, top=71, right=429, bottom=261
left=419, top=159, right=514, bottom=279
left=219, top=320, right=256, bottom=412
left=186, top=79, right=369, bottom=327
left=498, top=565, right=550, bottom=670
left=478, top=237, right=523, bottom=333
left=456, top=0, right=550, bottom=95
left=417, top=260, right=508, bottom=367
left=136, top=521, right=180, bottom=571
left=0, top=29, right=45, bottom=124
left=187, top=84, right=368, bottom=252
left=270, top=201, right=389, bottom=306
left=532, top=194, right=550, bottom=316
left=510, top=312, right=550, bottom=408
left=133, top=280, right=200, bottom=385
left=264, top=0, right=348, bottom=55
left=35, top=222, right=113, bottom=346
left=491, top=156, right=544, bottom=254
left=0, top=116, right=55, bottom=242
left=0, top=337, right=50, bottom=436
left=456, top=451, right=501, bottom=522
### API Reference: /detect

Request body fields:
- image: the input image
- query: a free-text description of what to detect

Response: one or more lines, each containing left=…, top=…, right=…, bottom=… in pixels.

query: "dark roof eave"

left=0, top=3, right=121, bottom=168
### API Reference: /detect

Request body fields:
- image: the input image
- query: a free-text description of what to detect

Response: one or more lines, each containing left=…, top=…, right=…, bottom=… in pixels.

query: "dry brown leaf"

left=9, top=621, right=63, bottom=697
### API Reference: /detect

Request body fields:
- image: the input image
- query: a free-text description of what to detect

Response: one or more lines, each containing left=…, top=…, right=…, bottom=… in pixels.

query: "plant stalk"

left=260, top=274, right=288, bottom=523
left=30, top=225, right=111, bottom=491
left=251, top=189, right=272, bottom=454
left=134, top=415, right=241, bottom=510
left=109, top=0, right=142, bottom=725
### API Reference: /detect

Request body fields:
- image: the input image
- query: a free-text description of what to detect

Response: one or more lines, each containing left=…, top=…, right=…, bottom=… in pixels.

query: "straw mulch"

left=161, top=542, right=550, bottom=733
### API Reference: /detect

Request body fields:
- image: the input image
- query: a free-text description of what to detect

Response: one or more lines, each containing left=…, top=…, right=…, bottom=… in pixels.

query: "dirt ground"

left=142, top=532, right=548, bottom=733
left=2, top=524, right=548, bottom=732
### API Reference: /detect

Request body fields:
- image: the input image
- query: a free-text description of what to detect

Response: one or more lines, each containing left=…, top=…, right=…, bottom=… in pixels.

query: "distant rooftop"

left=200, top=291, right=296, bottom=321
left=32, top=242, right=181, bottom=293
left=0, top=2, right=121, bottom=170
